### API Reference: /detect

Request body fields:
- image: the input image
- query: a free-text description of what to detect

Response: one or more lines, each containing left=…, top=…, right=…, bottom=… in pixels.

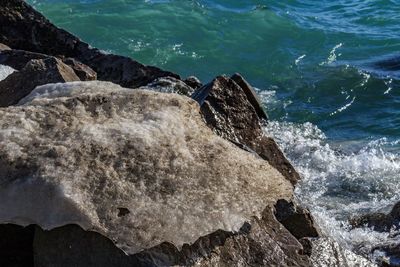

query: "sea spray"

left=263, top=119, right=400, bottom=262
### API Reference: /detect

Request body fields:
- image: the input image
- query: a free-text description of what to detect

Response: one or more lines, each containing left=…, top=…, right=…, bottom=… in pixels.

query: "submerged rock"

left=350, top=201, right=400, bottom=232
left=192, top=74, right=300, bottom=185
left=0, top=0, right=178, bottom=88
left=0, top=57, right=80, bottom=107
left=0, top=49, right=96, bottom=81
left=0, top=81, right=296, bottom=262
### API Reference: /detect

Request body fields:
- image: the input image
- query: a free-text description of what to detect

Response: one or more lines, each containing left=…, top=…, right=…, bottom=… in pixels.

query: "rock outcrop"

left=192, top=74, right=300, bottom=185
left=350, top=201, right=400, bottom=232
left=0, top=57, right=80, bottom=107
left=0, top=81, right=315, bottom=266
left=0, top=49, right=97, bottom=81
left=0, top=0, right=178, bottom=88
left=350, top=201, right=400, bottom=267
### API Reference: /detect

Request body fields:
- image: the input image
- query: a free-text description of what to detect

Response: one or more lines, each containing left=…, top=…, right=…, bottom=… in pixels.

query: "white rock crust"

left=0, top=64, right=15, bottom=81
left=0, top=81, right=292, bottom=254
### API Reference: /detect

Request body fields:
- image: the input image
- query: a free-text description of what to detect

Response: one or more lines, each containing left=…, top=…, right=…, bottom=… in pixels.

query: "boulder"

left=146, top=76, right=194, bottom=96
left=0, top=0, right=179, bottom=88
left=192, top=74, right=300, bottom=185
left=0, top=57, right=80, bottom=107
left=0, top=49, right=97, bottom=81
left=275, top=199, right=319, bottom=240
left=350, top=201, right=400, bottom=232
left=231, top=73, right=268, bottom=121
left=62, top=58, right=97, bottom=81
left=0, top=81, right=312, bottom=266
left=184, top=76, right=202, bottom=89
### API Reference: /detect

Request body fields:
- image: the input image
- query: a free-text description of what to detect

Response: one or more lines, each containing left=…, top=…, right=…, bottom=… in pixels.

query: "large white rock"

left=0, top=81, right=292, bottom=254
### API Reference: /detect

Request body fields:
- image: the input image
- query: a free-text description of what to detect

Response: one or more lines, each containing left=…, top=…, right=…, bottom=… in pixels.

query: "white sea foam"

left=261, top=93, right=400, bottom=262
left=0, top=64, right=15, bottom=81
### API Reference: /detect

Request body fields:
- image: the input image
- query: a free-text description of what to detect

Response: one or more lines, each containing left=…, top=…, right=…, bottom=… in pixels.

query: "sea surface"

left=27, top=0, right=400, bottom=263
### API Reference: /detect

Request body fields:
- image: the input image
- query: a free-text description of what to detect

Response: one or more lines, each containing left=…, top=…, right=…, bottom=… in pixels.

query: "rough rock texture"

left=0, top=0, right=179, bottom=87
left=275, top=199, right=319, bottom=240
left=63, top=57, right=97, bottom=81
left=231, top=73, right=268, bottom=121
left=350, top=201, right=400, bottom=232
left=146, top=76, right=194, bottom=96
left=0, top=57, right=80, bottom=107
left=0, top=81, right=295, bottom=259
left=184, top=76, right=203, bottom=90
left=0, top=49, right=96, bottom=81
left=192, top=75, right=300, bottom=185
left=310, top=238, right=377, bottom=267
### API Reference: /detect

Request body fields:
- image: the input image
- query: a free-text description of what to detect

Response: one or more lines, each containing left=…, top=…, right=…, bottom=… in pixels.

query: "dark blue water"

left=24, top=0, right=400, bottom=263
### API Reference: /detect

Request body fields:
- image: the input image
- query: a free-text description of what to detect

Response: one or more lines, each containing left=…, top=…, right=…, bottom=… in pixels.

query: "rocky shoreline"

left=0, top=1, right=395, bottom=266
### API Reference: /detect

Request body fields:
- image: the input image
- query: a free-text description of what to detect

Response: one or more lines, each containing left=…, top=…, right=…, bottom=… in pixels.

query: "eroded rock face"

left=0, top=57, right=80, bottom=107
left=0, top=0, right=178, bottom=87
left=192, top=75, right=300, bottom=185
left=0, top=81, right=293, bottom=256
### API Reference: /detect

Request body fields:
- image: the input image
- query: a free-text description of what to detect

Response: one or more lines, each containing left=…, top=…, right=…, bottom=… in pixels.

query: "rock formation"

left=192, top=74, right=300, bottom=185
left=0, top=49, right=97, bottom=81
left=0, top=57, right=80, bottom=107
left=0, top=81, right=317, bottom=266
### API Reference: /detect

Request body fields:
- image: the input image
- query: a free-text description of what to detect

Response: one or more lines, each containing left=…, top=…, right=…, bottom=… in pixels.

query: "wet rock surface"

left=0, top=0, right=178, bottom=88
left=350, top=201, right=400, bottom=266
left=350, top=201, right=400, bottom=232
left=0, top=57, right=80, bottom=107
left=146, top=76, right=194, bottom=96
left=192, top=74, right=300, bottom=185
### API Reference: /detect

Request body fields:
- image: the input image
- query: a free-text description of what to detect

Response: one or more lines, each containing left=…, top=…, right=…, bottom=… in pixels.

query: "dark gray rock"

left=63, top=57, right=97, bottom=81
left=0, top=0, right=179, bottom=88
left=0, top=57, right=80, bottom=107
left=275, top=199, right=320, bottom=240
left=231, top=73, right=268, bottom=121
left=192, top=75, right=300, bottom=185
left=0, top=49, right=96, bottom=81
left=184, top=76, right=202, bottom=90
left=350, top=201, right=400, bottom=232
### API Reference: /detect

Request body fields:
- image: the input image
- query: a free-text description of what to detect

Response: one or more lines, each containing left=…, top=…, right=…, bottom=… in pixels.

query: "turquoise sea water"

left=28, top=0, right=400, bottom=262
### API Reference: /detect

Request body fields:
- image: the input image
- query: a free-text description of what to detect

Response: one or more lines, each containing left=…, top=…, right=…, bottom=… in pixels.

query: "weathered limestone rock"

left=0, top=57, right=80, bottom=107
left=192, top=74, right=300, bottom=185
left=0, top=81, right=295, bottom=260
left=146, top=76, right=194, bottom=96
left=0, top=49, right=96, bottom=81
left=0, top=0, right=179, bottom=88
